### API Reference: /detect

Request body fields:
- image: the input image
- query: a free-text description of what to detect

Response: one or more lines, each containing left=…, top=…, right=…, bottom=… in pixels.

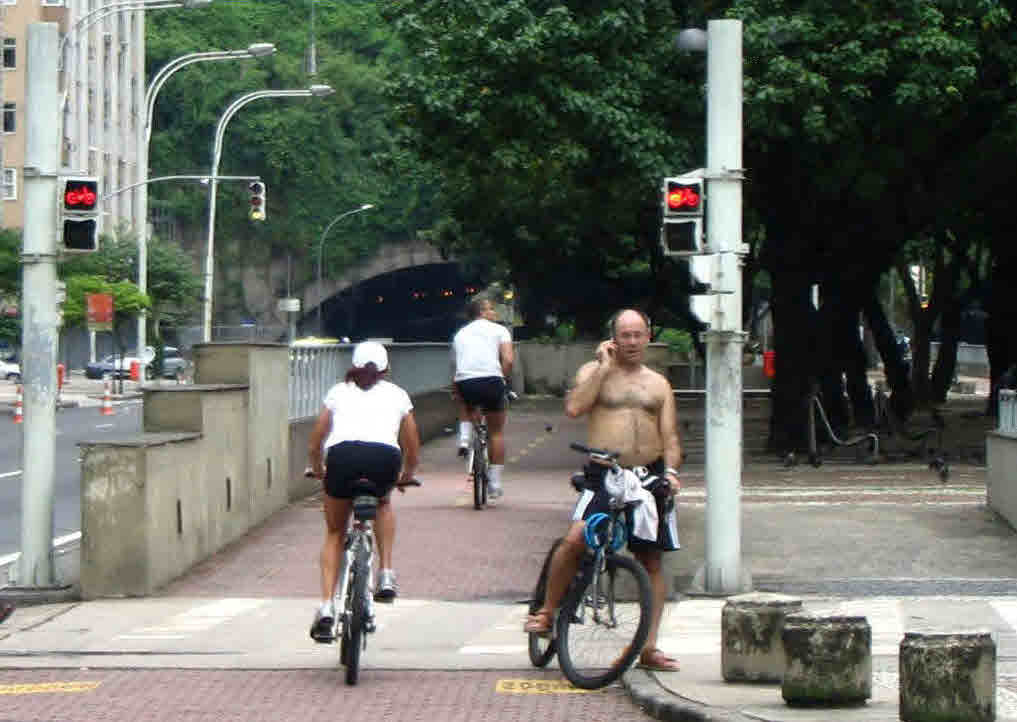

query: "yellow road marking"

left=517, top=448, right=529, bottom=457
left=0, top=681, right=101, bottom=695
left=496, top=679, right=602, bottom=694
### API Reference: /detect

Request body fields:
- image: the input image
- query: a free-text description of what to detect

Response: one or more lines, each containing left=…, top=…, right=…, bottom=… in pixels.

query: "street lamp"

left=134, top=42, right=277, bottom=357
left=202, top=85, right=335, bottom=342
left=316, top=204, right=375, bottom=335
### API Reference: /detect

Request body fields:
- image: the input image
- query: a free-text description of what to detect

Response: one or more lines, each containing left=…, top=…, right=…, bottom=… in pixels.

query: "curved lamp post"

left=135, top=42, right=276, bottom=356
left=316, top=204, right=375, bottom=335
left=202, top=85, right=335, bottom=342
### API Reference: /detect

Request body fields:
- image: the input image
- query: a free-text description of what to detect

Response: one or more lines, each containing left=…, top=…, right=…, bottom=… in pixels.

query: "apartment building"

left=1, top=0, right=145, bottom=234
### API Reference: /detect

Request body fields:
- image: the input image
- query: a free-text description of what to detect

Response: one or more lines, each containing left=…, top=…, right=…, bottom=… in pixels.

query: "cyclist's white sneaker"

left=375, top=569, right=397, bottom=602
left=310, top=601, right=335, bottom=643
left=487, top=479, right=503, bottom=500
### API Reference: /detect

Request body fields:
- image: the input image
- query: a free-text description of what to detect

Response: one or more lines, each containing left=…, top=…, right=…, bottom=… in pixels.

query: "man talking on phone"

left=524, top=309, right=683, bottom=672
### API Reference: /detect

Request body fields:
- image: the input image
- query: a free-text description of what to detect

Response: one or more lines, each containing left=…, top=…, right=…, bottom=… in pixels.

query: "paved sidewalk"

left=2, top=394, right=1015, bottom=722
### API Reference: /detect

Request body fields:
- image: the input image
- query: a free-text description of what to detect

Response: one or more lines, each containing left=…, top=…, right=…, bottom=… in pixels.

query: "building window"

left=2, top=102, right=15, bottom=133
left=3, top=38, right=15, bottom=70
left=2, top=168, right=16, bottom=200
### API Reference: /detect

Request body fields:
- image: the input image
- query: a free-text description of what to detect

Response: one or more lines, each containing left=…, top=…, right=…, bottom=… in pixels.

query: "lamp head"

left=247, top=43, right=276, bottom=58
left=182, top=0, right=214, bottom=8
left=309, top=84, right=335, bottom=98
left=675, top=28, right=707, bottom=52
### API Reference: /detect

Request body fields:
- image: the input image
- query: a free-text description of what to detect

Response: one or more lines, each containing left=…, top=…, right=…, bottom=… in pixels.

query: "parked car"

left=84, top=347, right=189, bottom=380
left=0, top=356, right=20, bottom=382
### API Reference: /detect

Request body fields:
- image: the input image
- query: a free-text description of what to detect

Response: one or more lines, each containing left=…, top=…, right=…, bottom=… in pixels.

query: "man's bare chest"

left=597, top=376, right=660, bottom=413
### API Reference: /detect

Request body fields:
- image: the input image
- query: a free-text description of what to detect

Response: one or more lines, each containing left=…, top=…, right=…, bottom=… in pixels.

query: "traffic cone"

left=101, top=379, right=114, bottom=416
left=12, top=385, right=23, bottom=424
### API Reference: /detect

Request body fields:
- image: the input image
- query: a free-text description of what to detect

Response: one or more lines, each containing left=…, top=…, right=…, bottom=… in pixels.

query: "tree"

left=382, top=0, right=705, bottom=336
left=0, top=229, right=21, bottom=348
left=61, top=275, right=150, bottom=358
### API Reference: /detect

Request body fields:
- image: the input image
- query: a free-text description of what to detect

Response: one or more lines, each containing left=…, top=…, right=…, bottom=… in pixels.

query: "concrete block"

left=722, top=592, right=803, bottom=682
left=781, top=612, right=871, bottom=706
left=900, top=632, right=996, bottom=722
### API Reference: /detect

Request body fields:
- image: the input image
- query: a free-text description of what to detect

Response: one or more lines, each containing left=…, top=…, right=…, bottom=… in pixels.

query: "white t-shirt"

left=452, top=319, right=512, bottom=381
left=322, top=379, right=413, bottom=451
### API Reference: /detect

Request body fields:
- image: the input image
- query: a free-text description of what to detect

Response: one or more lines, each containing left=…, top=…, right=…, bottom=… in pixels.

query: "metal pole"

left=19, top=23, right=61, bottom=587
left=700, top=19, right=749, bottom=595
left=316, top=204, right=374, bottom=337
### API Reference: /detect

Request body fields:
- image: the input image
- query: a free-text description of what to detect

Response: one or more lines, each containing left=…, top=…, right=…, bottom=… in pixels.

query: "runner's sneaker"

left=457, top=442, right=469, bottom=458
left=487, top=479, right=503, bottom=500
left=309, top=602, right=335, bottom=643
left=375, top=569, right=398, bottom=602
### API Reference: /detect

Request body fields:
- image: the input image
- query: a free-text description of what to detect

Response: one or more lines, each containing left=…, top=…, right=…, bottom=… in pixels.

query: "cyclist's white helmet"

left=352, top=341, right=388, bottom=371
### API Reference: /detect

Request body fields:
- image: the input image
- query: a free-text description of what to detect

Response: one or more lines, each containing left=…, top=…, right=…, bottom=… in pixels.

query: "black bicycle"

left=466, top=389, right=516, bottom=510
left=322, top=475, right=421, bottom=685
left=527, top=443, right=658, bottom=689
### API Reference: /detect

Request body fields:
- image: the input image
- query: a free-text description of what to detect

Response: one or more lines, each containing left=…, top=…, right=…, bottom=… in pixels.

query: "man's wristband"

left=665, top=467, right=680, bottom=477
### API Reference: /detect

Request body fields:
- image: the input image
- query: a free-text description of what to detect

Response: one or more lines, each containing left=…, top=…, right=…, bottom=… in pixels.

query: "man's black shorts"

left=571, top=458, right=680, bottom=552
left=455, top=377, right=506, bottom=412
left=324, top=441, right=402, bottom=499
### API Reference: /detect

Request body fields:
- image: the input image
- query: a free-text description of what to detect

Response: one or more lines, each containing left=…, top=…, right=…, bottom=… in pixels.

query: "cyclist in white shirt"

left=307, top=341, right=420, bottom=642
left=451, top=298, right=514, bottom=499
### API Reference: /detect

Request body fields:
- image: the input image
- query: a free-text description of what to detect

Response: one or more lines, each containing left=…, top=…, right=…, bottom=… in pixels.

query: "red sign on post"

left=86, top=293, right=113, bottom=332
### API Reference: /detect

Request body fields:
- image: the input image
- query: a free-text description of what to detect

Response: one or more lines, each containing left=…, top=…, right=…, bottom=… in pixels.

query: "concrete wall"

left=79, top=344, right=290, bottom=598
left=987, top=431, right=1017, bottom=531
left=515, top=342, right=685, bottom=396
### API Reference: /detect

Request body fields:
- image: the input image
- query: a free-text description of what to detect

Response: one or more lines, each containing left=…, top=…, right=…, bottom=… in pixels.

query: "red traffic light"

left=666, top=183, right=700, bottom=212
left=64, top=180, right=98, bottom=211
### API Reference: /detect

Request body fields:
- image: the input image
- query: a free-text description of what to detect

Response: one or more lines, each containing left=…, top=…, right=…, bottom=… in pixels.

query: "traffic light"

left=249, top=181, right=267, bottom=221
left=60, top=176, right=100, bottom=252
left=660, top=175, right=704, bottom=256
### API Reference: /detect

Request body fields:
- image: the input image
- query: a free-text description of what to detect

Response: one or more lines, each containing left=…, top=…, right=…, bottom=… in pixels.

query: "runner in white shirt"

left=451, top=298, right=514, bottom=499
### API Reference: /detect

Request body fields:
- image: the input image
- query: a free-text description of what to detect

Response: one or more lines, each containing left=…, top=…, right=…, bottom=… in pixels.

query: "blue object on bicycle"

left=584, top=513, right=627, bottom=551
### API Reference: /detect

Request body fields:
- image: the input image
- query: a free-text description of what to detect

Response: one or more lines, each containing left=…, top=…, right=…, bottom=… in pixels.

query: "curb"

left=0, top=585, right=80, bottom=607
left=624, top=668, right=756, bottom=722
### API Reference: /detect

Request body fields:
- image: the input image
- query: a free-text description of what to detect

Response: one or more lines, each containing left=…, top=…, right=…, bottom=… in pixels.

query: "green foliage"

left=61, top=274, right=149, bottom=331
left=655, top=327, right=693, bottom=355
left=0, top=228, right=20, bottom=296
left=382, top=0, right=700, bottom=334
left=144, top=0, right=440, bottom=302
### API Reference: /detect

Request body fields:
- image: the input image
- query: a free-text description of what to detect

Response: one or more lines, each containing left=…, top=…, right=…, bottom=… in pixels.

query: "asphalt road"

left=0, top=401, right=142, bottom=557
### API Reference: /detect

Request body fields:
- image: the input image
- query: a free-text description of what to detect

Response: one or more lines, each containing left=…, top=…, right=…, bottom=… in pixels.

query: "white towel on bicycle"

left=603, top=467, right=659, bottom=543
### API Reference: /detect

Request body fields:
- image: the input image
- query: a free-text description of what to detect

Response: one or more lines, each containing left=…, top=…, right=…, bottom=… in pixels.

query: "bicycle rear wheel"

left=344, top=556, right=369, bottom=685
left=528, top=538, right=562, bottom=667
left=556, top=554, right=651, bottom=689
left=472, top=439, right=488, bottom=510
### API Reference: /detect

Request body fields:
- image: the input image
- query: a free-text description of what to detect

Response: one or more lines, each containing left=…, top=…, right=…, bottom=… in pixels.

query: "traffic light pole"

left=692, top=19, right=752, bottom=596
left=19, top=23, right=61, bottom=588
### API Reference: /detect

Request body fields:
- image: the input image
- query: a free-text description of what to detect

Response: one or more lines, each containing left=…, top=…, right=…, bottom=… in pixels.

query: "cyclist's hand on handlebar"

left=396, top=471, right=418, bottom=492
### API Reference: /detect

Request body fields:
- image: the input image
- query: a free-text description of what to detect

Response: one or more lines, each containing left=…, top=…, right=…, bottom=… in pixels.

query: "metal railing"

left=288, top=343, right=452, bottom=420
left=1000, top=389, right=1017, bottom=436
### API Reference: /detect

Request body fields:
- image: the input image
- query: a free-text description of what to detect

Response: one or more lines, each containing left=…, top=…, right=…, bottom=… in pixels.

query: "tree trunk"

left=768, top=269, right=816, bottom=455
left=863, top=287, right=914, bottom=419
left=929, top=303, right=961, bottom=404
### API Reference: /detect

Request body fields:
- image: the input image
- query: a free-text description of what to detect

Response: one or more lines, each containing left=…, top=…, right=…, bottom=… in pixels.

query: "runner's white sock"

left=489, top=464, right=504, bottom=489
left=458, top=421, right=473, bottom=446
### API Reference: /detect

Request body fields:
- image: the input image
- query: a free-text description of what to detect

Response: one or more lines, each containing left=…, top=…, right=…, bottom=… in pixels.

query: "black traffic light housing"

left=249, top=181, right=267, bottom=221
left=660, top=175, right=705, bottom=257
left=60, top=176, right=100, bottom=252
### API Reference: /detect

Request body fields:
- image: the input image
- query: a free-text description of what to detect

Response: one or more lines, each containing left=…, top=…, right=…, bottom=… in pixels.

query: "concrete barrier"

left=721, top=592, right=803, bottom=682
left=79, top=344, right=290, bottom=599
left=987, top=430, right=1017, bottom=532
left=781, top=612, right=872, bottom=706
left=899, top=632, right=996, bottom=722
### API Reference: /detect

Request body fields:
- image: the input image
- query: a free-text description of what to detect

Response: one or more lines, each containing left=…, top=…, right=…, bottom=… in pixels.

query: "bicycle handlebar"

left=303, top=467, right=422, bottom=491
left=569, top=442, right=621, bottom=461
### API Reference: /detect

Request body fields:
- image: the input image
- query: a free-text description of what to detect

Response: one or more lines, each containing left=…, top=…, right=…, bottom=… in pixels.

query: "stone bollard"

left=722, top=592, right=803, bottom=682
left=900, top=632, right=996, bottom=722
left=781, top=612, right=871, bottom=706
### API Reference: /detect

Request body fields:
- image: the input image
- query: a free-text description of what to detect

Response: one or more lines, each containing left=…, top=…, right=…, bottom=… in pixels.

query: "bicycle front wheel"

left=472, top=442, right=488, bottom=510
left=344, top=556, right=369, bottom=685
left=556, top=554, right=651, bottom=689
left=527, top=538, right=562, bottom=667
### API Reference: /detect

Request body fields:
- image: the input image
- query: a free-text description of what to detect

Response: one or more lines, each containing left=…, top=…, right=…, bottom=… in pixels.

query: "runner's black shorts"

left=455, top=377, right=506, bottom=412
left=571, top=458, right=681, bottom=552
left=324, top=441, right=402, bottom=499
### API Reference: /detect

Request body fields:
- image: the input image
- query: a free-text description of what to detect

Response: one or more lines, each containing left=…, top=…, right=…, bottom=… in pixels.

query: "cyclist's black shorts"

left=455, top=377, right=506, bottom=412
left=324, top=441, right=402, bottom=499
left=571, top=458, right=680, bottom=552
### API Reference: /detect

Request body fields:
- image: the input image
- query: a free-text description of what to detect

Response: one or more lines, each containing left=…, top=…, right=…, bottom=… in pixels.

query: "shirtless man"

left=523, top=309, right=682, bottom=672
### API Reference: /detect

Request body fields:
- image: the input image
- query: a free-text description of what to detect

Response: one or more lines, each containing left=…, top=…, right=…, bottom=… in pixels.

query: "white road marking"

left=460, top=644, right=527, bottom=655
left=95, top=423, right=114, bottom=429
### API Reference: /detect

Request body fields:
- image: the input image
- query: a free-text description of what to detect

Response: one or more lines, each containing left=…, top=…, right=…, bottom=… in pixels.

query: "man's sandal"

left=523, top=610, right=552, bottom=636
left=636, top=648, right=680, bottom=672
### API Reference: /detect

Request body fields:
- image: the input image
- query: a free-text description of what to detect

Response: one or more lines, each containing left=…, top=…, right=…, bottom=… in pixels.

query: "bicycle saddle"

left=350, top=479, right=381, bottom=521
